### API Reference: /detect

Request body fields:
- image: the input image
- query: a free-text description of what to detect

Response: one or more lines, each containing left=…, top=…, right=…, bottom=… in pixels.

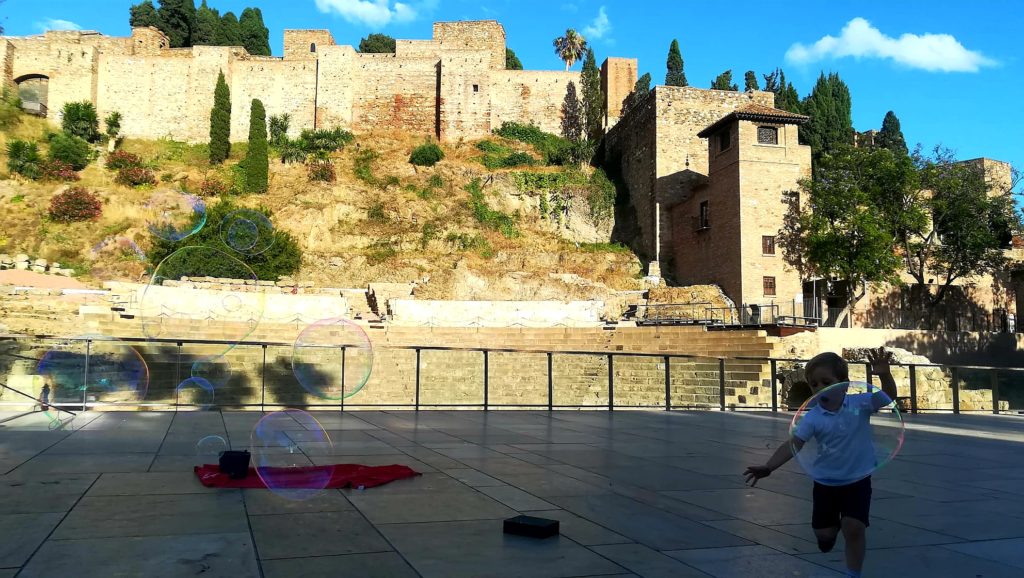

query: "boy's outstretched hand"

left=743, top=465, right=772, bottom=487
left=867, top=347, right=894, bottom=376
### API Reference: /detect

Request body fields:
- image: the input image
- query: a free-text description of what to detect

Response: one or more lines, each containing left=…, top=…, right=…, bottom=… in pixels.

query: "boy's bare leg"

left=814, top=526, right=839, bottom=552
left=841, top=517, right=866, bottom=573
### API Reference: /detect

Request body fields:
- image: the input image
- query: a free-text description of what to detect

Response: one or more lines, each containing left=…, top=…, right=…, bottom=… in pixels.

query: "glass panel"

left=489, top=352, right=548, bottom=408
left=419, top=349, right=484, bottom=407
left=669, top=356, right=719, bottom=410
left=612, top=355, right=664, bottom=408
left=552, top=353, right=608, bottom=407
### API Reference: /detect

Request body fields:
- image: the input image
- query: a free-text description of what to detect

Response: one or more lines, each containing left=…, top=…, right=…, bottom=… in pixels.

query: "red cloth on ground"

left=193, top=463, right=420, bottom=489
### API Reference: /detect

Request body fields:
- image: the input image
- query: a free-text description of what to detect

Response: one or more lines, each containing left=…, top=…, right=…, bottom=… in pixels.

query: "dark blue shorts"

left=812, top=476, right=871, bottom=529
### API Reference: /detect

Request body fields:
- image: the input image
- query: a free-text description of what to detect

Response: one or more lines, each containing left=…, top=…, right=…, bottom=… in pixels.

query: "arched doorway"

left=14, top=74, right=49, bottom=117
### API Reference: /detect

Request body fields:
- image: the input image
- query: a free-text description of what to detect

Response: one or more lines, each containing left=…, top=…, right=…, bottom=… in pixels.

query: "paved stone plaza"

left=0, top=409, right=1021, bottom=577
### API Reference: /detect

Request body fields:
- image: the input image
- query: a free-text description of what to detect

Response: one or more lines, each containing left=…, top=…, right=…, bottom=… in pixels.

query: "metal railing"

left=1, top=334, right=1021, bottom=415
left=636, top=303, right=789, bottom=327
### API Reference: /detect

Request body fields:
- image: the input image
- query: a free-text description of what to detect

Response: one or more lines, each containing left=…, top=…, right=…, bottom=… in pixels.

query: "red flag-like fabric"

left=194, top=463, right=420, bottom=489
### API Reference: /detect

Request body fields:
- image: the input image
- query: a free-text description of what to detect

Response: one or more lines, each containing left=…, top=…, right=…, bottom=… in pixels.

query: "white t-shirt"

left=793, top=391, right=889, bottom=486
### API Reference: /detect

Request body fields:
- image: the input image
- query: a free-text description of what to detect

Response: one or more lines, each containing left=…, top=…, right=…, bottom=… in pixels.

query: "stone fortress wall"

left=0, top=21, right=630, bottom=143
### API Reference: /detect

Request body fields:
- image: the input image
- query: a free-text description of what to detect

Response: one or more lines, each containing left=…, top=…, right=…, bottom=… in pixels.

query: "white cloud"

left=785, top=17, right=996, bottom=73
left=582, top=6, right=611, bottom=41
left=314, top=0, right=418, bottom=28
left=35, top=18, right=82, bottom=33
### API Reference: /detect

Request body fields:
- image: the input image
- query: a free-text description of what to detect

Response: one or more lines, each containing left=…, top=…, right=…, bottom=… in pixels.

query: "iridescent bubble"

left=144, top=189, right=207, bottom=242
left=176, top=377, right=215, bottom=409
left=251, top=410, right=334, bottom=501
left=220, top=209, right=274, bottom=256
left=292, top=318, right=373, bottom=400
left=789, top=381, right=905, bottom=485
left=196, top=435, right=227, bottom=459
left=36, top=336, right=149, bottom=410
left=90, top=236, right=146, bottom=262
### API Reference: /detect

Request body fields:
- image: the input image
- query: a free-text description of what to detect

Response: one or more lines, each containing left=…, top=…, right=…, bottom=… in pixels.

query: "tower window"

left=310, top=43, right=316, bottom=53
left=473, top=84, right=479, bottom=93
left=762, top=235, right=776, bottom=255
left=763, top=276, right=776, bottom=296
left=757, top=126, right=778, bottom=145
left=718, top=130, right=731, bottom=152
left=698, top=201, right=710, bottom=230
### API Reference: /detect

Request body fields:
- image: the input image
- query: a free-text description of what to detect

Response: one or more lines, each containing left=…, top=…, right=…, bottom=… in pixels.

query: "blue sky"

left=2, top=0, right=1020, bottom=182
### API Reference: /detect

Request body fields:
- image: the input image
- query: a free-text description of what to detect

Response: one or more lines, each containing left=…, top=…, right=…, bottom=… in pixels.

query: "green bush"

left=511, top=170, right=588, bottom=192
left=445, top=232, right=493, bottom=257
left=61, top=101, right=100, bottom=142
left=420, top=221, right=439, bottom=249
left=493, top=122, right=573, bottom=165
left=0, top=86, right=21, bottom=129
left=6, top=140, right=42, bottom=179
left=147, top=200, right=302, bottom=281
left=475, top=140, right=509, bottom=155
left=299, top=128, right=353, bottom=153
left=465, top=178, right=519, bottom=238
left=501, top=152, right=536, bottom=168
left=306, top=158, right=336, bottom=182
left=48, top=186, right=102, bottom=222
left=409, top=142, right=444, bottom=167
left=428, top=174, right=444, bottom=188
left=365, top=239, right=398, bottom=265
left=244, top=99, right=269, bottom=193
left=115, top=166, right=156, bottom=187
left=354, top=149, right=380, bottom=185
left=47, top=132, right=94, bottom=171
left=104, top=111, right=122, bottom=140
left=105, top=150, right=143, bottom=171
left=40, top=159, right=80, bottom=182
left=587, top=169, right=616, bottom=223
left=269, top=113, right=290, bottom=146
left=367, top=202, right=388, bottom=223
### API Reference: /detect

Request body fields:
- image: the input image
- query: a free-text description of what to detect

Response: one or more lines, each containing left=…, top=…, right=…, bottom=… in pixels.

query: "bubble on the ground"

left=36, top=336, right=149, bottom=410
left=144, top=189, right=207, bottom=242
left=292, top=318, right=373, bottom=400
left=176, top=376, right=215, bottom=409
left=251, top=409, right=333, bottom=501
left=220, top=209, right=274, bottom=256
left=789, top=381, right=904, bottom=485
left=196, top=434, right=227, bottom=458
left=139, top=247, right=265, bottom=353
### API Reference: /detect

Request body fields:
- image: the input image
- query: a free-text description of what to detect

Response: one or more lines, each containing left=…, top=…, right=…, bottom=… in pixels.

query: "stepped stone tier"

left=0, top=21, right=639, bottom=142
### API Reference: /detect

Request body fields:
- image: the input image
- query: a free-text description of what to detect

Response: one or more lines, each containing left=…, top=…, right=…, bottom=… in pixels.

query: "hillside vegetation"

left=0, top=110, right=642, bottom=301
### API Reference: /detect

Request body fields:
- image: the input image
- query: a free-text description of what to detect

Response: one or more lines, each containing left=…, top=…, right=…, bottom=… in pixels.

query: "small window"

left=757, top=126, right=778, bottom=145
left=762, top=235, right=776, bottom=255
left=472, top=84, right=479, bottom=93
left=718, top=130, right=731, bottom=152
left=699, top=201, right=710, bottom=230
left=763, top=276, right=776, bottom=296
left=310, top=42, right=317, bottom=53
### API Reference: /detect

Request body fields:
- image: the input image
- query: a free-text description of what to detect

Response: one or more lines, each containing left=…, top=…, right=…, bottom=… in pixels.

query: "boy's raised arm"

left=868, top=347, right=898, bottom=407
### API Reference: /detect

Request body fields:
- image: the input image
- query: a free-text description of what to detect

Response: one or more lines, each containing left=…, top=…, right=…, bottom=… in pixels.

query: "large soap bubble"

left=144, top=189, right=207, bottom=242
left=36, top=335, right=149, bottom=410
left=292, top=318, right=373, bottom=400
left=789, top=381, right=905, bottom=486
left=220, top=209, right=275, bottom=256
left=251, top=410, right=334, bottom=501
left=176, top=377, right=215, bottom=409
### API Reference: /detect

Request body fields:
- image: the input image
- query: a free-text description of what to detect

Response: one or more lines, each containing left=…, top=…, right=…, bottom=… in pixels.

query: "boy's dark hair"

left=804, top=352, right=849, bottom=383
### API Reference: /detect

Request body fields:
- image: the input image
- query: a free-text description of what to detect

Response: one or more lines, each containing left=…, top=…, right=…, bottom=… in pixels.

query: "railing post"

left=607, top=354, right=614, bottom=410
left=340, top=346, right=346, bottom=413
left=865, top=362, right=873, bottom=385
left=415, top=348, right=421, bottom=411
left=770, top=359, right=778, bottom=412
left=991, top=370, right=1000, bottom=415
left=951, top=366, right=960, bottom=414
left=547, top=352, right=553, bottom=411
left=175, top=342, right=182, bottom=410
left=908, top=364, right=918, bottom=414
left=664, top=356, right=671, bottom=411
left=483, top=350, right=489, bottom=411
left=82, top=338, right=91, bottom=412
left=719, top=358, right=726, bottom=411
left=260, top=344, right=267, bottom=412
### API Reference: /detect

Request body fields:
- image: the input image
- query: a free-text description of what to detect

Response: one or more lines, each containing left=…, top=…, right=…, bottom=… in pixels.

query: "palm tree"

left=553, top=29, right=587, bottom=71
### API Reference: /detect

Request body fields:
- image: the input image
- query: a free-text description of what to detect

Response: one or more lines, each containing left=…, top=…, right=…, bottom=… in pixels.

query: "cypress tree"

left=580, top=48, right=604, bottom=141
left=209, top=71, right=231, bottom=164
left=744, top=70, right=759, bottom=91
left=218, top=12, right=242, bottom=46
left=245, top=99, right=269, bottom=193
left=665, top=39, right=687, bottom=87
left=129, top=0, right=161, bottom=29
left=621, top=73, right=652, bottom=113
left=193, top=0, right=221, bottom=46
left=710, top=70, right=738, bottom=91
left=876, top=111, right=909, bottom=157
left=800, top=72, right=853, bottom=158
left=561, top=81, right=583, bottom=142
left=505, top=48, right=523, bottom=70
left=239, top=8, right=271, bottom=56
left=157, top=0, right=197, bottom=48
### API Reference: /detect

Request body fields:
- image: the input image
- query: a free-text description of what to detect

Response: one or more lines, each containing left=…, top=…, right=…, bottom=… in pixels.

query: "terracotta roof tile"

left=697, top=103, right=809, bottom=137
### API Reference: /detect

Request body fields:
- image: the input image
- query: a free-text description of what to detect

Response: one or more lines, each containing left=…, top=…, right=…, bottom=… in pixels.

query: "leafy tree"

left=268, top=113, right=290, bottom=147
left=621, top=73, right=651, bottom=113
left=244, top=99, right=268, bottom=193
left=129, top=0, right=161, bottom=28
left=876, top=111, right=908, bottom=157
left=506, top=48, right=523, bottom=70
left=193, top=0, right=221, bottom=46
left=777, top=147, right=905, bottom=323
left=239, top=7, right=271, bottom=56
left=580, top=48, right=604, bottom=141
left=744, top=70, right=759, bottom=91
left=104, top=111, right=123, bottom=140
left=6, top=140, right=42, bottom=179
left=148, top=200, right=302, bottom=281
left=217, top=11, right=242, bottom=46
left=800, top=72, right=853, bottom=159
left=157, top=0, right=197, bottom=48
left=710, top=70, right=738, bottom=91
left=358, top=33, right=395, bottom=53
left=561, top=81, right=583, bottom=142
left=61, top=101, right=100, bottom=142
left=553, top=29, right=587, bottom=71
left=209, top=70, right=231, bottom=164
left=665, top=39, right=687, bottom=87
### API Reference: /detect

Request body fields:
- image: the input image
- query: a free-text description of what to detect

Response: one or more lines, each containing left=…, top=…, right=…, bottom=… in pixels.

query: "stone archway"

left=14, top=74, right=49, bottom=116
